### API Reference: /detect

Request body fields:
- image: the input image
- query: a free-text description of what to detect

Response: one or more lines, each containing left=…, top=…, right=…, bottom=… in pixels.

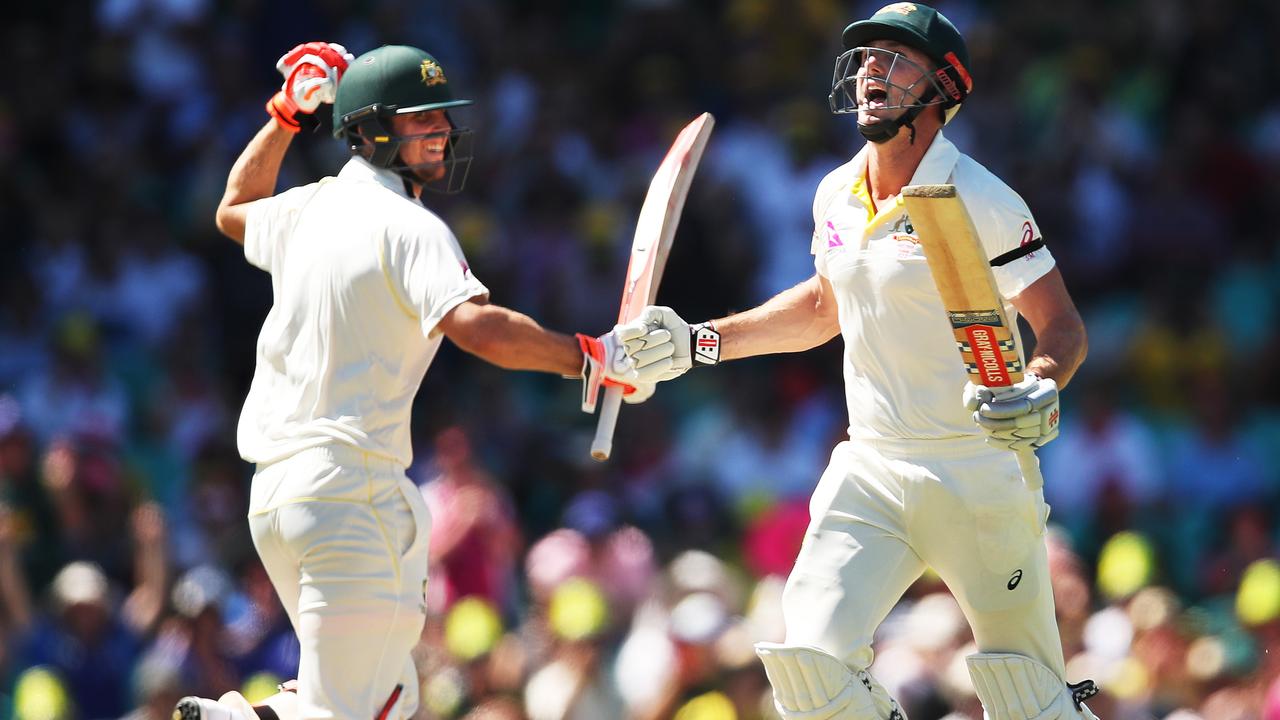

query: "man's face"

left=390, top=110, right=452, bottom=183
left=854, top=40, right=936, bottom=127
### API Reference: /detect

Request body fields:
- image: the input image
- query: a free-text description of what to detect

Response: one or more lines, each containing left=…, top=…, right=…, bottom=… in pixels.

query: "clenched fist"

left=267, top=41, right=355, bottom=133
left=963, top=374, right=1060, bottom=452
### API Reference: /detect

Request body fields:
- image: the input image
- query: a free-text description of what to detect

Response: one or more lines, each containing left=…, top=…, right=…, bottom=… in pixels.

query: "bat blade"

left=591, top=113, right=715, bottom=461
left=902, top=183, right=1043, bottom=489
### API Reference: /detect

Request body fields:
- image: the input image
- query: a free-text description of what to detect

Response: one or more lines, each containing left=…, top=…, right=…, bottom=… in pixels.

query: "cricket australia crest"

left=421, top=59, right=447, bottom=86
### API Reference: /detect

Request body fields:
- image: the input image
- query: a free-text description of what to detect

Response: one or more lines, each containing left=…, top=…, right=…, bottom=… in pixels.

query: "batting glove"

left=267, top=41, right=355, bottom=133
left=576, top=324, right=664, bottom=413
left=625, top=306, right=720, bottom=382
left=963, top=374, right=1060, bottom=452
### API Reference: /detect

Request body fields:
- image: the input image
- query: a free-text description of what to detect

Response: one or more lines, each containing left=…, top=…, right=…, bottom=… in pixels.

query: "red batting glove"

left=267, top=42, right=355, bottom=133
left=576, top=333, right=642, bottom=413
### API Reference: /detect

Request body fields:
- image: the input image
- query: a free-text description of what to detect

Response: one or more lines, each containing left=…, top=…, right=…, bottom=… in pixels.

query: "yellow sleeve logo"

left=420, top=59, right=447, bottom=86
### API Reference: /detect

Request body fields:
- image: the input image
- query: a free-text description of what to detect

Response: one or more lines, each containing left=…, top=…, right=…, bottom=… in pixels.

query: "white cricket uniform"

left=239, top=156, right=488, bottom=720
left=782, top=132, right=1071, bottom=680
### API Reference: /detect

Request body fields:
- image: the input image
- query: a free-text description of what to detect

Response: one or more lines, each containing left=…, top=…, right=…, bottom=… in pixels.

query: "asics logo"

left=1008, top=569, right=1023, bottom=590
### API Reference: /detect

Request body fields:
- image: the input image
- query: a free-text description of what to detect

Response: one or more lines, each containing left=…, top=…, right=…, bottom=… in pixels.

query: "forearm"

left=1025, top=318, right=1087, bottom=388
left=122, top=548, right=167, bottom=633
left=713, top=275, right=840, bottom=361
left=445, top=302, right=582, bottom=375
left=216, top=119, right=294, bottom=242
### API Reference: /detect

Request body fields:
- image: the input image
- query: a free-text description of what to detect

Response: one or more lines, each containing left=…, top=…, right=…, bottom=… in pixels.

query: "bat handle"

left=1015, top=449, right=1043, bottom=492
left=590, top=387, right=624, bottom=461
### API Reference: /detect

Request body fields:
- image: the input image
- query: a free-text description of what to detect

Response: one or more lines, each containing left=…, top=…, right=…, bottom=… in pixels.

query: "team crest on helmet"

left=420, top=59, right=447, bottom=86
left=879, top=2, right=918, bottom=14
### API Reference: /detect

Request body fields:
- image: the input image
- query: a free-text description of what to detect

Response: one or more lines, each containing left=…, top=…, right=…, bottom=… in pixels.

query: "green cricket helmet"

left=830, top=3, right=974, bottom=143
left=334, top=45, right=474, bottom=193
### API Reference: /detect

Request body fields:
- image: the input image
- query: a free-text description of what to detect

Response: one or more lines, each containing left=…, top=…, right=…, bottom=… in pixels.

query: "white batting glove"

left=625, top=306, right=720, bottom=382
left=624, top=381, right=656, bottom=405
left=964, top=374, right=1060, bottom=452
left=614, top=315, right=676, bottom=379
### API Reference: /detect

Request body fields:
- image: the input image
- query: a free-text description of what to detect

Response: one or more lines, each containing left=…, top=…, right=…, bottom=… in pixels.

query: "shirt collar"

left=848, top=130, right=959, bottom=212
left=907, top=130, right=960, bottom=186
left=338, top=156, right=415, bottom=200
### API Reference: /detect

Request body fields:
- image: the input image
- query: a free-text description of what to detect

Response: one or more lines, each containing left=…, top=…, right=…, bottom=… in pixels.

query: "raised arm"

left=120, top=502, right=169, bottom=635
left=0, top=504, right=33, bottom=633
left=215, top=41, right=355, bottom=243
left=215, top=120, right=294, bottom=244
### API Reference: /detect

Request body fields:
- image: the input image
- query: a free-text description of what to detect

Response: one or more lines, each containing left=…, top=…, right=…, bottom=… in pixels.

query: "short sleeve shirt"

left=238, top=157, right=489, bottom=466
left=810, top=132, right=1054, bottom=439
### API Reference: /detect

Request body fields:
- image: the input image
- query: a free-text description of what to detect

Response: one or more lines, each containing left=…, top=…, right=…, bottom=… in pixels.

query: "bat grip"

left=590, top=387, right=624, bottom=461
left=1015, top=449, right=1043, bottom=492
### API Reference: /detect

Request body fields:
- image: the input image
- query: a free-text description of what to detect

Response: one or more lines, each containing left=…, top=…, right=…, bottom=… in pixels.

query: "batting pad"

left=215, top=691, right=261, bottom=720
left=755, top=643, right=905, bottom=719
left=257, top=688, right=300, bottom=720
left=966, top=653, right=1099, bottom=720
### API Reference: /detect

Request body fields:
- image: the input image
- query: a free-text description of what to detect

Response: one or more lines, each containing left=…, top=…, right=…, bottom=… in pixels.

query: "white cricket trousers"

left=248, top=444, right=431, bottom=720
left=782, top=436, right=1068, bottom=678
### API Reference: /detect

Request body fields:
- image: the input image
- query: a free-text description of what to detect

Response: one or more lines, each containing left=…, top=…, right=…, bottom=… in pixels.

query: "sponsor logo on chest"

left=887, top=213, right=922, bottom=258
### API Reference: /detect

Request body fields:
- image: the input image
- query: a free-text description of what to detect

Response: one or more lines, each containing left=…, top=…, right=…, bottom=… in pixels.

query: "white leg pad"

left=754, top=643, right=907, bottom=720
left=966, top=653, right=1100, bottom=720
left=211, top=692, right=260, bottom=720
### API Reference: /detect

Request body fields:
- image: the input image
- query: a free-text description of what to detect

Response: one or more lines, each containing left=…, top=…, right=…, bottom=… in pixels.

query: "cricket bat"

left=901, top=184, right=1045, bottom=490
left=590, top=112, right=715, bottom=461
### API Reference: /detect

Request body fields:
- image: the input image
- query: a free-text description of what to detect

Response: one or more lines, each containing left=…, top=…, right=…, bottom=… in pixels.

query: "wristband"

left=266, top=91, right=319, bottom=134
left=690, top=322, right=720, bottom=367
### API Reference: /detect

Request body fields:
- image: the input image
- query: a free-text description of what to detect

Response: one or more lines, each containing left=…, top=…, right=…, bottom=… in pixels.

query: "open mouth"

left=862, top=87, right=889, bottom=109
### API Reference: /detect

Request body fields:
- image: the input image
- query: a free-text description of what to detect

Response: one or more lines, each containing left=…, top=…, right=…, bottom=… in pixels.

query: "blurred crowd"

left=2, top=0, right=1279, bottom=718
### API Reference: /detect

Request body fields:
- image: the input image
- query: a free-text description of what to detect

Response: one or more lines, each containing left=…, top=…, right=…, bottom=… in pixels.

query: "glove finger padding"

left=268, top=41, right=353, bottom=131
left=622, top=382, right=656, bottom=405
left=984, top=434, right=1039, bottom=452
left=974, top=411, right=1042, bottom=432
left=622, top=328, right=674, bottom=364
left=640, top=305, right=688, bottom=332
left=962, top=382, right=993, bottom=412
left=631, top=357, right=675, bottom=383
left=975, top=377, right=1061, bottom=450
left=980, top=379, right=1058, bottom=420
left=630, top=345, right=675, bottom=371
left=290, top=70, right=336, bottom=109
left=576, top=331, right=648, bottom=413
left=614, top=317, right=652, bottom=344
left=276, top=41, right=354, bottom=80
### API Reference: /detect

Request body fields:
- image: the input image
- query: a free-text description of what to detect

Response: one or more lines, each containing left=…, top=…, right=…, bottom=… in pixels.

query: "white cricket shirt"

left=238, top=157, right=489, bottom=466
left=812, top=132, right=1055, bottom=440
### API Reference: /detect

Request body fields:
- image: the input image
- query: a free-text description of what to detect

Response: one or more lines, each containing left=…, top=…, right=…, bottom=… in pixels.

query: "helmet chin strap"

left=401, top=175, right=421, bottom=200
left=857, top=86, right=940, bottom=145
left=858, top=102, right=927, bottom=144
